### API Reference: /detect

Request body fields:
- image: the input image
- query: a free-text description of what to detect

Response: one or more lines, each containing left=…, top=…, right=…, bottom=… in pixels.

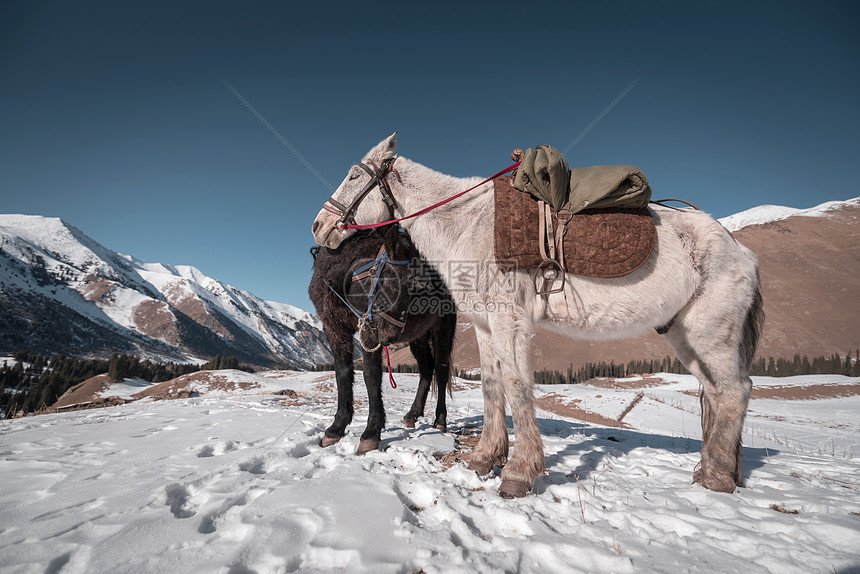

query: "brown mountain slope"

left=390, top=203, right=860, bottom=371
left=731, top=203, right=860, bottom=358
left=53, top=374, right=115, bottom=409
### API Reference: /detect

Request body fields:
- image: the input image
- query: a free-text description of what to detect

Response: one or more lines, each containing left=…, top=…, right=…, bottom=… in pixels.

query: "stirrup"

left=534, top=259, right=565, bottom=295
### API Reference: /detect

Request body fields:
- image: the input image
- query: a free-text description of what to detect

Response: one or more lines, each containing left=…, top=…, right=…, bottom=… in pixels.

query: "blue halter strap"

left=352, top=247, right=410, bottom=321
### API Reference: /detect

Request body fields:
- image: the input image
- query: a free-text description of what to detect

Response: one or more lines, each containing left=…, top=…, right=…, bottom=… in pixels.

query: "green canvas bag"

left=511, top=145, right=652, bottom=214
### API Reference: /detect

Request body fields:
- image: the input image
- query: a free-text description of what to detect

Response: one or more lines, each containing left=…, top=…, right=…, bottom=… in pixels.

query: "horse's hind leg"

left=667, top=330, right=750, bottom=492
left=430, top=312, right=457, bottom=433
left=402, top=335, right=434, bottom=428
left=357, top=348, right=385, bottom=454
left=664, top=277, right=763, bottom=493
left=321, top=328, right=355, bottom=447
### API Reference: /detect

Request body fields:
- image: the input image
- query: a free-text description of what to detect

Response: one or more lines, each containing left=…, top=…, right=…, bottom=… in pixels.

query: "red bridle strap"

left=341, top=161, right=521, bottom=230
left=383, top=346, right=397, bottom=389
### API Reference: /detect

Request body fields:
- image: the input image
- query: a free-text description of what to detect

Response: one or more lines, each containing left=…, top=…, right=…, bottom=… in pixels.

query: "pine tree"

left=108, top=354, right=129, bottom=381
left=221, top=356, right=239, bottom=370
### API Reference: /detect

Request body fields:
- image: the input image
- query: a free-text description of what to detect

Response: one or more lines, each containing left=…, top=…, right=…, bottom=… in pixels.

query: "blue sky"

left=1, top=1, right=858, bottom=312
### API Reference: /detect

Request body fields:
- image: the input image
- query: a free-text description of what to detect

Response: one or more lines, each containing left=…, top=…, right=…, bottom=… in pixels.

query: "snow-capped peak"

left=0, top=214, right=111, bottom=272
left=719, top=197, right=860, bottom=232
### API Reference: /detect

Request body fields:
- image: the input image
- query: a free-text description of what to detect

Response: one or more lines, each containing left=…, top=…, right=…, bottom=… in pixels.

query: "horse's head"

left=312, top=133, right=399, bottom=249
left=353, top=225, right=413, bottom=352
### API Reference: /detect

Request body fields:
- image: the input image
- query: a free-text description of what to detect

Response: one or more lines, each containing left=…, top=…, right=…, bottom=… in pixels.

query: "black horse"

left=309, top=225, right=456, bottom=454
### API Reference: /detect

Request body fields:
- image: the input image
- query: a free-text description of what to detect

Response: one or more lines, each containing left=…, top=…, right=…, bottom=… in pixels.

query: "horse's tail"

left=428, top=362, right=454, bottom=400
left=430, top=317, right=456, bottom=400
left=740, top=270, right=765, bottom=373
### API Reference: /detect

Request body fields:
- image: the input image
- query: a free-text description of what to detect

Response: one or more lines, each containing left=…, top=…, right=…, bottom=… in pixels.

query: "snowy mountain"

left=717, top=196, right=860, bottom=231
left=0, top=215, right=330, bottom=368
left=725, top=196, right=860, bottom=360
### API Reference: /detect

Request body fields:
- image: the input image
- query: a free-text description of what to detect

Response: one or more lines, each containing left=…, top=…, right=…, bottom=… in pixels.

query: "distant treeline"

left=317, top=357, right=686, bottom=380
left=532, top=352, right=860, bottom=385
left=314, top=351, right=860, bottom=383
left=749, top=352, right=859, bottom=378
left=533, top=356, right=689, bottom=385
left=1, top=352, right=251, bottom=417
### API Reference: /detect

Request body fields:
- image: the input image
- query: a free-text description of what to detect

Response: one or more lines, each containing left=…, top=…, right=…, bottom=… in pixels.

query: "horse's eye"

left=349, top=174, right=360, bottom=181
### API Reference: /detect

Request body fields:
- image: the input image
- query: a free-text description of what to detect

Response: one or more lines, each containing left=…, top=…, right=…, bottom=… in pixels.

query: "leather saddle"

left=493, top=176, right=656, bottom=279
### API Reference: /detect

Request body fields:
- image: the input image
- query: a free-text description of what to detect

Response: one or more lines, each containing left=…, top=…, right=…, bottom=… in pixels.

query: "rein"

left=339, top=160, right=522, bottom=231
left=326, top=155, right=704, bottom=233
left=650, top=198, right=702, bottom=211
left=321, top=278, right=367, bottom=327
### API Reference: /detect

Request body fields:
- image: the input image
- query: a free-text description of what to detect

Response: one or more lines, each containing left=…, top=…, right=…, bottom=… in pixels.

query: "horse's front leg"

left=321, top=329, right=355, bottom=447
left=468, top=324, right=510, bottom=476
left=402, top=336, right=434, bottom=428
left=357, top=348, right=385, bottom=454
left=477, top=313, right=544, bottom=498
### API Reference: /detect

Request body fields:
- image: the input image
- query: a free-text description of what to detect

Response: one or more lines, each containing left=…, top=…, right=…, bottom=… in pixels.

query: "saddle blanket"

left=493, top=176, right=657, bottom=278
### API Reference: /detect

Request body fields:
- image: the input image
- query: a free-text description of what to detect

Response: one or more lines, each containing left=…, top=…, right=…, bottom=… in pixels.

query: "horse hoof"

left=320, top=435, right=342, bottom=448
left=356, top=439, right=380, bottom=454
left=433, top=423, right=447, bottom=433
left=499, top=479, right=532, bottom=499
left=402, top=417, right=417, bottom=428
left=694, top=469, right=737, bottom=493
left=700, top=474, right=737, bottom=493
left=468, top=459, right=495, bottom=477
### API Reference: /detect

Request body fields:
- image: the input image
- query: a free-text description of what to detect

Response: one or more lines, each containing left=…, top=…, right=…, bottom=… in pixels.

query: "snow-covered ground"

left=1, top=372, right=858, bottom=573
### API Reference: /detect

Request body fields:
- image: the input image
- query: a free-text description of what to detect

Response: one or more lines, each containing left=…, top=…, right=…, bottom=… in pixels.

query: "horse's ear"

left=385, top=132, right=397, bottom=155
left=366, top=132, right=397, bottom=162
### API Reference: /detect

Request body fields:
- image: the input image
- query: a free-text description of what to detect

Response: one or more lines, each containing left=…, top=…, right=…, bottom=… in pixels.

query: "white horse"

left=312, top=134, right=764, bottom=498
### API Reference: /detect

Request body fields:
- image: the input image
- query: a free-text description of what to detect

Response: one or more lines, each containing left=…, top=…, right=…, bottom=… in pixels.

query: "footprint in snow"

left=165, top=483, right=198, bottom=519
left=198, top=493, right=249, bottom=534
left=197, top=487, right=266, bottom=535
left=195, top=440, right=244, bottom=458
